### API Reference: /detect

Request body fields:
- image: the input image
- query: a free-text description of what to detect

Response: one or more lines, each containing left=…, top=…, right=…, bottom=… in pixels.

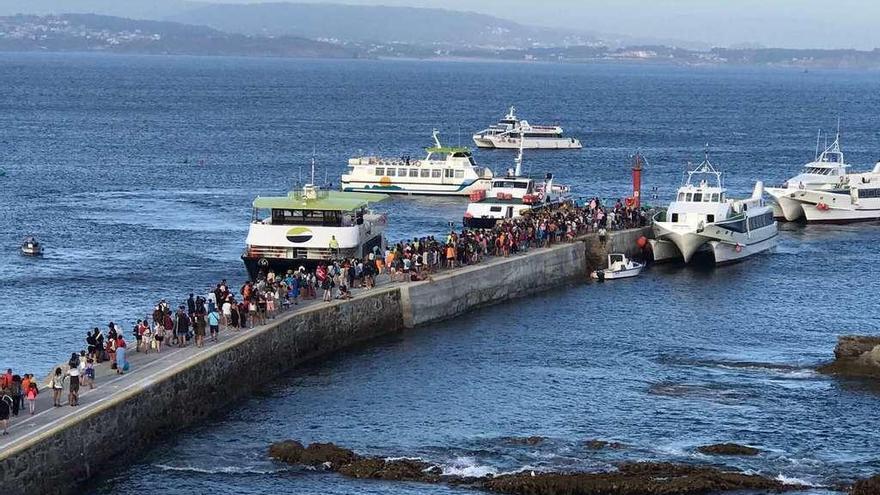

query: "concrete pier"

left=0, top=227, right=650, bottom=495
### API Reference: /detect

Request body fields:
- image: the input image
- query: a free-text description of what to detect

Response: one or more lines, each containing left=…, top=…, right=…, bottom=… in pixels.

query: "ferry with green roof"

left=341, top=130, right=493, bottom=196
left=241, top=178, right=388, bottom=280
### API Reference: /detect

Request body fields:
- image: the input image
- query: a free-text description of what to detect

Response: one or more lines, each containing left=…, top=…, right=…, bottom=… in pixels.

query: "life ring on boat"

left=258, top=258, right=269, bottom=267
left=735, top=244, right=743, bottom=253
left=816, top=202, right=829, bottom=211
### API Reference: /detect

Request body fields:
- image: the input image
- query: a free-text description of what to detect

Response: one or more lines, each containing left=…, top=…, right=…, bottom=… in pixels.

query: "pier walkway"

left=0, top=226, right=650, bottom=495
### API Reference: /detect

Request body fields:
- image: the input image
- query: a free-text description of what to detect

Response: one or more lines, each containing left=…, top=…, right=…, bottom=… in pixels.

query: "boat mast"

left=815, top=129, right=820, bottom=160
left=514, top=131, right=524, bottom=177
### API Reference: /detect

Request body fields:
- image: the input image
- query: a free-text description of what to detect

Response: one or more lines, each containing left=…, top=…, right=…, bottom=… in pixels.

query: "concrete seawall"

left=0, top=227, right=650, bottom=495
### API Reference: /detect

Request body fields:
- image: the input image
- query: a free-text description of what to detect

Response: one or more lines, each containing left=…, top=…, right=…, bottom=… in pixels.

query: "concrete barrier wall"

left=0, top=228, right=649, bottom=495
left=401, top=240, right=587, bottom=328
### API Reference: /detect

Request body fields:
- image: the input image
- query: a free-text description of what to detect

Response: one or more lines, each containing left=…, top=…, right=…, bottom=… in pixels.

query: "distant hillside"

left=169, top=2, right=598, bottom=48
left=0, top=13, right=356, bottom=58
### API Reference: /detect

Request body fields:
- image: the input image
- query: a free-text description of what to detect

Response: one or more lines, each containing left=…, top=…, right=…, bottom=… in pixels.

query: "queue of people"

left=0, top=198, right=648, bottom=434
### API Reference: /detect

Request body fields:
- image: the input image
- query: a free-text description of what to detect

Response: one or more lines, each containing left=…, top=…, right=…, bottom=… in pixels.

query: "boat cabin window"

left=432, top=169, right=441, bottom=178
left=386, top=169, right=396, bottom=177
left=397, top=168, right=407, bottom=176
left=375, top=167, right=385, bottom=176
left=685, top=193, right=692, bottom=201
left=707, top=214, right=715, bottom=223
left=493, top=180, right=529, bottom=189
left=468, top=156, right=477, bottom=167
left=693, top=193, right=702, bottom=202
left=711, top=193, right=720, bottom=201
left=420, top=169, right=430, bottom=178
left=454, top=170, right=465, bottom=179
left=444, top=169, right=454, bottom=178
left=271, top=209, right=345, bottom=227
left=671, top=213, right=679, bottom=222
left=609, top=254, right=623, bottom=264
left=409, top=169, right=419, bottom=178
left=677, top=192, right=685, bottom=201
left=490, top=206, right=502, bottom=212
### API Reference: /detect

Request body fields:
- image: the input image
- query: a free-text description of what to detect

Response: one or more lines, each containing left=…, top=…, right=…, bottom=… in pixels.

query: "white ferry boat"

left=242, top=178, right=387, bottom=280
left=341, top=130, right=493, bottom=196
left=472, top=106, right=581, bottom=149
left=462, top=144, right=570, bottom=228
left=650, top=151, right=778, bottom=264
left=777, top=160, right=880, bottom=224
left=766, top=132, right=850, bottom=221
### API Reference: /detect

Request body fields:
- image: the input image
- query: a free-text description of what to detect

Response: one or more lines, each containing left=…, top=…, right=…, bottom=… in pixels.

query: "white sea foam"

left=775, top=473, right=821, bottom=487
left=440, top=456, right=499, bottom=477
left=153, top=464, right=288, bottom=475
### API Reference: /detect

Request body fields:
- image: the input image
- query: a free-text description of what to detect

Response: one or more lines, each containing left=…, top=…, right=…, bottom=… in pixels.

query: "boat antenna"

left=432, top=129, right=442, bottom=149
left=310, top=157, right=316, bottom=186
left=815, top=129, right=821, bottom=160
left=514, top=131, right=524, bottom=176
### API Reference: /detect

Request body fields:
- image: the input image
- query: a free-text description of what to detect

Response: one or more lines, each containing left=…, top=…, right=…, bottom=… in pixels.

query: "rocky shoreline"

left=818, top=335, right=880, bottom=378
left=268, top=440, right=802, bottom=495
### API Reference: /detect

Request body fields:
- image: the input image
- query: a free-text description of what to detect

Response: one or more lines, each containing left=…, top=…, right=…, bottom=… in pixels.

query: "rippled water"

left=1, top=54, right=880, bottom=494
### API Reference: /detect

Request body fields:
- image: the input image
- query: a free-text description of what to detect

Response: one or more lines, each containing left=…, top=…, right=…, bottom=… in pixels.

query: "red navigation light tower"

left=631, top=152, right=644, bottom=208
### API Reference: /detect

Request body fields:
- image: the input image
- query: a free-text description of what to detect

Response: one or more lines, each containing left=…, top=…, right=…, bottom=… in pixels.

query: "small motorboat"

left=591, top=253, right=643, bottom=281
left=21, top=236, right=44, bottom=256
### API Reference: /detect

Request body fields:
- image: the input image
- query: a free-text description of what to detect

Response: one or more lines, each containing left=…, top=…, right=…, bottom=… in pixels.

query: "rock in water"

left=268, top=441, right=358, bottom=468
left=853, top=474, right=880, bottom=495
left=585, top=439, right=624, bottom=450
left=696, top=443, right=760, bottom=456
left=339, top=458, right=442, bottom=482
left=505, top=436, right=545, bottom=446
left=818, top=335, right=880, bottom=378
left=483, top=462, right=797, bottom=495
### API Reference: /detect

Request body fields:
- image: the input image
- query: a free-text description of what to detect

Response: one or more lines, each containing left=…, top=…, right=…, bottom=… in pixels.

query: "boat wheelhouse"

left=462, top=143, right=570, bottom=228
left=766, top=131, right=850, bottom=221
left=341, top=130, right=493, bottom=196
left=241, top=182, right=387, bottom=280
left=472, top=106, right=581, bottom=150
left=650, top=149, right=777, bottom=264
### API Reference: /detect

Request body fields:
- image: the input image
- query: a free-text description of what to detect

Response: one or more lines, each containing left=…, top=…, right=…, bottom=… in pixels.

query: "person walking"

left=67, top=353, right=81, bottom=407
left=83, top=358, right=95, bottom=390
left=193, top=313, right=206, bottom=348
left=49, top=368, right=64, bottom=407
left=207, top=307, right=220, bottom=342
left=9, top=375, right=21, bottom=417
left=115, top=335, right=127, bottom=374
left=0, top=389, right=12, bottom=435
left=25, top=381, right=38, bottom=415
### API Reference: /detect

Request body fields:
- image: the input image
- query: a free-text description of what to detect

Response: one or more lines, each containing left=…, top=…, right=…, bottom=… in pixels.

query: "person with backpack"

left=67, top=353, right=81, bottom=406
left=0, top=389, right=12, bottom=435
left=25, top=381, right=38, bottom=415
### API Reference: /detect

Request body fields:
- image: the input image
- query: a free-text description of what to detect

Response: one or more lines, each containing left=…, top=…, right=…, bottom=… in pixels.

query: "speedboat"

left=472, top=106, right=581, bottom=149
left=342, top=130, right=493, bottom=196
left=590, top=253, right=644, bottom=281
left=242, top=161, right=388, bottom=280
left=462, top=140, right=570, bottom=228
left=650, top=149, right=778, bottom=264
left=21, top=236, right=43, bottom=256
left=766, top=131, right=850, bottom=221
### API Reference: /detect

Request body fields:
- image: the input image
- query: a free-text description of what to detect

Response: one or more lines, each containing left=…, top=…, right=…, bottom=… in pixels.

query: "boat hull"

left=591, top=265, right=643, bottom=280
left=341, top=178, right=490, bottom=196
left=802, top=204, right=880, bottom=223
left=472, top=137, right=582, bottom=149
left=766, top=188, right=806, bottom=222
left=463, top=216, right=500, bottom=229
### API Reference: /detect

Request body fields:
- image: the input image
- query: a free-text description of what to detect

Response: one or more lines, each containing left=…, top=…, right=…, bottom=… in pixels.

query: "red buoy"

left=637, top=236, right=648, bottom=249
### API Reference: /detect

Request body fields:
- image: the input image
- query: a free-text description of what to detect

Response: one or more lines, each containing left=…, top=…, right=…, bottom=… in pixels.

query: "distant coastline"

left=1, top=13, right=879, bottom=69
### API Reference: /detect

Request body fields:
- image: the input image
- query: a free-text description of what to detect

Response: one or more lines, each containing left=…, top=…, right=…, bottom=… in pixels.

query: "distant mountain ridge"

left=168, top=2, right=598, bottom=48
left=0, top=13, right=356, bottom=58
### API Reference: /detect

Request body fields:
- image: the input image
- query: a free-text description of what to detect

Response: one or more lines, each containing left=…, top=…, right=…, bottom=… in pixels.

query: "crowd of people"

left=0, top=198, right=649, bottom=434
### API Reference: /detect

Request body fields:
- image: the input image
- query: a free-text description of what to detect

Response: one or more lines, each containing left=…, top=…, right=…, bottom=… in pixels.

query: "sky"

left=206, top=0, right=880, bottom=50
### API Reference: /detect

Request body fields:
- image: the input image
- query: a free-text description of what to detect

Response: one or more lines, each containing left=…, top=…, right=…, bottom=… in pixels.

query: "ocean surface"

left=1, top=53, right=880, bottom=493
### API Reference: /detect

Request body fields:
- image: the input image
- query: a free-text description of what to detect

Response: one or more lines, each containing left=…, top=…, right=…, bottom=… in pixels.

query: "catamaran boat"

left=766, top=131, right=850, bottom=221
left=462, top=142, right=570, bottom=228
left=20, top=236, right=43, bottom=256
left=341, top=130, right=493, bottom=196
left=650, top=150, right=778, bottom=264
left=590, top=253, right=644, bottom=280
left=472, top=106, right=582, bottom=150
left=775, top=160, right=880, bottom=224
left=242, top=166, right=388, bottom=280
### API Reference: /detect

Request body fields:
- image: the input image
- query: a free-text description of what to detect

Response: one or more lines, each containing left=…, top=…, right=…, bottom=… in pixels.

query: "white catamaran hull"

left=801, top=204, right=880, bottom=223
left=651, top=224, right=777, bottom=264
left=472, top=136, right=582, bottom=149
left=766, top=188, right=807, bottom=222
